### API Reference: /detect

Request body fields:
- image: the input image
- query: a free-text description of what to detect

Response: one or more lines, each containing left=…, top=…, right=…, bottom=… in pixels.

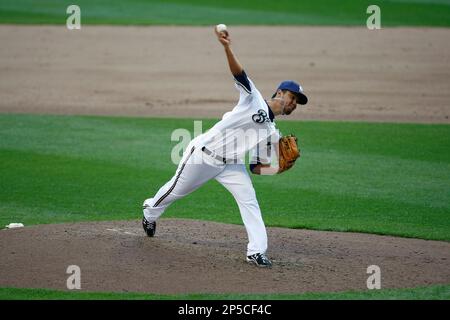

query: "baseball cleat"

left=246, top=253, right=272, bottom=268
left=142, top=216, right=156, bottom=237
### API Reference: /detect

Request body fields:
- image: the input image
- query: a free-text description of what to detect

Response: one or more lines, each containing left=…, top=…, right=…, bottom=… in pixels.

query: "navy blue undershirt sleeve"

left=249, top=162, right=260, bottom=173
left=234, top=70, right=252, bottom=93
left=267, top=104, right=275, bottom=122
left=249, top=156, right=262, bottom=173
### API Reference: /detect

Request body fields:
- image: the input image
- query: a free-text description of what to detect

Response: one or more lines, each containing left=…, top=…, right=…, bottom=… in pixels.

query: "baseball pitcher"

left=142, top=25, right=308, bottom=268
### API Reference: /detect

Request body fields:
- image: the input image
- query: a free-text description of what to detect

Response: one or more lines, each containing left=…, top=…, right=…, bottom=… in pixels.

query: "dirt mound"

left=0, top=219, right=449, bottom=294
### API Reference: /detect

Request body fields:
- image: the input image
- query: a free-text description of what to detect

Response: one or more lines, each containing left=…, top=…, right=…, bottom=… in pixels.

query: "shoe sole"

left=142, top=218, right=156, bottom=237
left=144, top=225, right=156, bottom=237
left=246, top=258, right=272, bottom=268
left=145, top=230, right=155, bottom=237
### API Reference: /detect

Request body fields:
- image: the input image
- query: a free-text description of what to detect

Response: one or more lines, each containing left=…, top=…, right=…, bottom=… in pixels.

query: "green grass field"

left=1, top=285, right=449, bottom=300
left=1, top=114, right=449, bottom=241
left=1, top=0, right=450, bottom=26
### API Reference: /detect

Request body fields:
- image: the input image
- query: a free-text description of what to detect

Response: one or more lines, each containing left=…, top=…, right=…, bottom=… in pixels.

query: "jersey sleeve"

left=233, top=70, right=256, bottom=100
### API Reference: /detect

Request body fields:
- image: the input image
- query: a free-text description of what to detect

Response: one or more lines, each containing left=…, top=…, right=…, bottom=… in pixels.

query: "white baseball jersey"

left=197, top=71, right=280, bottom=161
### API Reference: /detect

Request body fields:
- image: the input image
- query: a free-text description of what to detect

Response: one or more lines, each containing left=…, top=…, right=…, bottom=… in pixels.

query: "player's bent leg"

left=143, top=147, right=225, bottom=234
left=215, top=164, right=269, bottom=264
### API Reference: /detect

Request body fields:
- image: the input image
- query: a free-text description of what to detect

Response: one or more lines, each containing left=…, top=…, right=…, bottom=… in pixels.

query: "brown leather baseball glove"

left=278, top=134, right=300, bottom=174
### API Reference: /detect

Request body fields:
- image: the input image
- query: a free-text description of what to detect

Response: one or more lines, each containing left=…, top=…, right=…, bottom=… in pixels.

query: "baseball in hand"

left=216, top=24, right=227, bottom=33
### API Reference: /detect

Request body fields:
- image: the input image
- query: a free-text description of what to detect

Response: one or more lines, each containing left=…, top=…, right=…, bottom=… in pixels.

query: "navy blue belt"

left=201, top=146, right=227, bottom=164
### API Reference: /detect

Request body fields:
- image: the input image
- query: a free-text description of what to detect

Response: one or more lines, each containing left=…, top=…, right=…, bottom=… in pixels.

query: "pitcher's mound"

left=0, top=219, right=449, bottom=294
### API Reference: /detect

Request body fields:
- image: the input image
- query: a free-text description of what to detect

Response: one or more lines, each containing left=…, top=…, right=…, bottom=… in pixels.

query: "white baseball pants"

left=143, top=145, right=268, bottom=256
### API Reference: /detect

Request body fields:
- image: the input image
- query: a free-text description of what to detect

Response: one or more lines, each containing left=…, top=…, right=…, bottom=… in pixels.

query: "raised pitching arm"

left=214, top=26, right=244, bottom=77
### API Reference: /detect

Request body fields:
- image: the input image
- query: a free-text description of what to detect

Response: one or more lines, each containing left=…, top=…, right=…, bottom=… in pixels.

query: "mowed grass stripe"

left=0, top=114, right=449, bottom=241
left=0, top=0, right=450, bottom=26
left=0, top=284, right=449, bottom=300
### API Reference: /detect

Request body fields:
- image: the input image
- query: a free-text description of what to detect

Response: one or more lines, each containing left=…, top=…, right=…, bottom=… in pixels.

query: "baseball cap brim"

left=291, top=91, right=308, bottom=105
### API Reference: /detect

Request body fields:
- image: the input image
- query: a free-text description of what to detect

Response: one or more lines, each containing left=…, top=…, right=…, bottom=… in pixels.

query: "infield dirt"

left=1, top=25, right=449, bottom=123
left=1, top=219, right=449, bottom=294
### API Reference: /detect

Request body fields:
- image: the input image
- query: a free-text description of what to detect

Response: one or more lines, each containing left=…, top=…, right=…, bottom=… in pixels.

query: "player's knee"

left=143, top=198, right=154, bottom=208
left=235, top=195, right=259, bottom=208
left=234, top=187, right=257, bottom=203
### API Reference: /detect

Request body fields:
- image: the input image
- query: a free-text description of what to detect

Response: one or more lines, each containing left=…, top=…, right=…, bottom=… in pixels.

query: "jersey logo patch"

left=252, top=109, right=269, bottom=124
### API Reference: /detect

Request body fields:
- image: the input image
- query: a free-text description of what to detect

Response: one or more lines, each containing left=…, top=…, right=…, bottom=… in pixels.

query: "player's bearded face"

left=281, top=92, right=297, bottom=115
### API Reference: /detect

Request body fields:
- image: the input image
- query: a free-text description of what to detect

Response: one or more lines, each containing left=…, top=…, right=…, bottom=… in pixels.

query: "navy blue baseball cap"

left=272, top=80, right=308, bottom=105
